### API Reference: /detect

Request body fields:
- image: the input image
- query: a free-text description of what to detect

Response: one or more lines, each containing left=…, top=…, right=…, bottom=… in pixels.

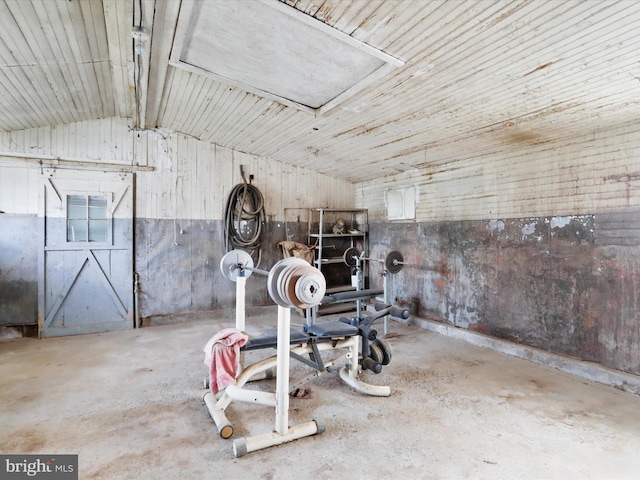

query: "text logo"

left=1, top=455, right=78, bottom=479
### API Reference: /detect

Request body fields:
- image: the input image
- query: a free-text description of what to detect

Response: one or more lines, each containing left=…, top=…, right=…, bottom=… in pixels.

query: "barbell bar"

left=343, top=247, right=406, bottom=275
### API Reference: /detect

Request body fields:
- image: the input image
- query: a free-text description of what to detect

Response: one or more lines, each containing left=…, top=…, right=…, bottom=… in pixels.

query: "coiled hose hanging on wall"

left=224, top=169, right=266, bottom=267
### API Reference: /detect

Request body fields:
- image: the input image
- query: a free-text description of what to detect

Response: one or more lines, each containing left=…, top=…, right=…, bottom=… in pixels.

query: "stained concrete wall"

left=0, top=215, right=38, bottom=327
left=369, top=210, right=640, bottom=375
left=135, top=219, right=288, bottom=322
left=0, top=211, right=301, bottom=327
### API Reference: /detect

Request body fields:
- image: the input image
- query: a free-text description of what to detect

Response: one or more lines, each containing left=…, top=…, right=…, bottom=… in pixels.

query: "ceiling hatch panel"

left=170, top=0, right=403, bottom=114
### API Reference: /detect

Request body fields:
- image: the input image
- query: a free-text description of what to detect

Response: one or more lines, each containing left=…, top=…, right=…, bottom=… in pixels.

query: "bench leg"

left=339, top=336, right=391, bottom=397
left=233, top=420, right=324, bottom=458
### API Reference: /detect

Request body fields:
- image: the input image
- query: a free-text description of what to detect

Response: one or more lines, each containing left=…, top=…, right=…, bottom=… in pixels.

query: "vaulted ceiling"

left=1, top=0, right=639, bottom=183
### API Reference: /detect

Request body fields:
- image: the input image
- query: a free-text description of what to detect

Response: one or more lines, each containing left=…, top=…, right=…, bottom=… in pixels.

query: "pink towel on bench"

left=203, top=328, right=249, bottom=395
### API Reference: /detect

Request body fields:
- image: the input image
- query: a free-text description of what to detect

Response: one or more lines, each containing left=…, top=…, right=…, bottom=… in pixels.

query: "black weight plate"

left=369, top=343, right=385, bottom=365
left=343, top=246, right=359, bottom=267
left=385, top=250, right=404, bottom=274
left=374, top=338, right=393, bottom=365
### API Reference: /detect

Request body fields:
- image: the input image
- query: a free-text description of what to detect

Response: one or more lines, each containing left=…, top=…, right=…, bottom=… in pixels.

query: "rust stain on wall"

left=505, top=130, right=544, bottom=144
left=524, top=61, right=557, bottom=77
left=603, top=172, right=640, bottom=183
left=482, top=0, right=530, bottom=30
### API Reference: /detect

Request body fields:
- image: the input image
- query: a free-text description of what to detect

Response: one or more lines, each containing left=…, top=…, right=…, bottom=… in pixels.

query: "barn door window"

left=67, top=195, right=108, bottom=242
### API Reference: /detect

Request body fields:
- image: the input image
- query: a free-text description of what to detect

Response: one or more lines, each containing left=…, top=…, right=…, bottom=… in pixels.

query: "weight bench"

left=204, top=304, right=406, bottom=438
left=205, top=251, right=408, bottom=458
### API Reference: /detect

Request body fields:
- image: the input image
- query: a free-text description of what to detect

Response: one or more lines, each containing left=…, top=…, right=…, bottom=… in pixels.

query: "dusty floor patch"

left=1, top=309, right=639, bottom=479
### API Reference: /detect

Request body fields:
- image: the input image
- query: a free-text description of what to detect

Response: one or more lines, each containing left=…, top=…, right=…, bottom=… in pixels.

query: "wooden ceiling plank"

left=187, top=80, right=234, bottom=139
left=36, top=0, right=88, bottom=123
left=154, top=65, right=176, bottom=127
left=180, top=79, right=220, bottom=137
left=192, top=85, right=249, bottom=139
left=210, top=98, right=279, bottom=147
left=239, top=109, right=311, bottom=153
left=103, top=0, right=133, bottom=119
left=146, top=0, right=180, bottom=129
left=79, top=0, right=113, bottom=116
left=355, top=0, right=438, bottom=50
left=58, top=0, right=101, bottom=119
left=349, top=0, right=406, bottom=44
left=402, top=3, right=616, bottom=99
left=1, top=0, right=71, bottom=126
left=161, top=67, right=193, bottom=132
left=0, top=57, right=50, bottom=131
left=330, top=0, right=385, bottom=36
left=173, top=74, right=208, bottom=129
left=199, top=80, right=262, bottom=137
left=424, top=2, right=627, bottom=102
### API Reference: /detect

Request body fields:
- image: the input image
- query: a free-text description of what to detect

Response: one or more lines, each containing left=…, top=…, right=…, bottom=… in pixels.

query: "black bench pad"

left=242, top=321, right=359, bottom=352
left=243, top=328, right=310, bottom=351
left=307, top=321, right=358, bottom=338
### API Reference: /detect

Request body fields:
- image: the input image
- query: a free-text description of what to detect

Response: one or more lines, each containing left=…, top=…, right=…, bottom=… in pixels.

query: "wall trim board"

left=0, top=154, right=154, bottom=172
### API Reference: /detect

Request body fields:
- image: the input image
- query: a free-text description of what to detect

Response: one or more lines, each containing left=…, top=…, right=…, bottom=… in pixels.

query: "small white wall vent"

left=386, top=187, right=416, bottom=221
left=170, top=0, right=404, bottom=114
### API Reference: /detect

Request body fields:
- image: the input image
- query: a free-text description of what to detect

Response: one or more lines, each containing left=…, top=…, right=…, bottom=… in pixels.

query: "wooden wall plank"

left=358, top=120, right=640, bottom=221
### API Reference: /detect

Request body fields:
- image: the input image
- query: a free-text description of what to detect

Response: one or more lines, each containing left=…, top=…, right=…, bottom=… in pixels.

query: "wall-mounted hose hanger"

left=224, top=166, right=266, bottom=267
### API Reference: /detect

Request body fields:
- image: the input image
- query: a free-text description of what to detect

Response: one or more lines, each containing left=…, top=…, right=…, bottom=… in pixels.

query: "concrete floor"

left=1, top=308, right=639, bottom=480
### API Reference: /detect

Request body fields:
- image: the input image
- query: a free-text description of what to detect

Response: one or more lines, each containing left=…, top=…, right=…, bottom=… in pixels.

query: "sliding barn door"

left=39, top=169, right=134, bottom=337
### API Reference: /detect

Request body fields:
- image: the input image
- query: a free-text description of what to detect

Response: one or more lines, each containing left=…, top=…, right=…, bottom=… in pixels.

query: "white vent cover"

left=170, top=0, right=404, bottom=114
left=386, top=187, right=416, bottom=221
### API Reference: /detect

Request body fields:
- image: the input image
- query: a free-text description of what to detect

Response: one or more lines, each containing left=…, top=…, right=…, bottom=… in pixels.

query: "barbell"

left=220, top=249, right=326, bottom=309
left=342, top=247, right=407, bottom=275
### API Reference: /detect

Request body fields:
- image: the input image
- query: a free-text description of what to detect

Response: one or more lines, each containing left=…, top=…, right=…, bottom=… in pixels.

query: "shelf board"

left=309, top=233, right=365, bottom=238
left=310, top=208, right=368, bottom=213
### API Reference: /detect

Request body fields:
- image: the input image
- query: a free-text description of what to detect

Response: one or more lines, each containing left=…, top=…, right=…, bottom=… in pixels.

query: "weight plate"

left=268, top=257, right=309, bottom=307
left=267, top=259, right=292, bottom=306
left=385, top=250, right=404, bottom=274
left=282, top=264, right=299, bottom=307
left=343, top=247, right=360, bottom=267
left=266, top=266, right=283, bottom=306
left=219, top=249, right=254, bottom=282
left=278, top=260, right=307, bottom=307
left=369, top=343, right=384, bottom=365
left=374, top=338, right=393, bottom=365
left=294, top=267, right=326, bottom=308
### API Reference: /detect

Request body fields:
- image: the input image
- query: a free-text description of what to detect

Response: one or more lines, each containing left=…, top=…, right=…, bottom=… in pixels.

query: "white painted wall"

left=134, top=130, right=354, bottom=220
left=357, top=121, right=640, bottom=222
left=0, top=166, right=38, bottom=215
left=0, top=118, right=355, bottom=219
